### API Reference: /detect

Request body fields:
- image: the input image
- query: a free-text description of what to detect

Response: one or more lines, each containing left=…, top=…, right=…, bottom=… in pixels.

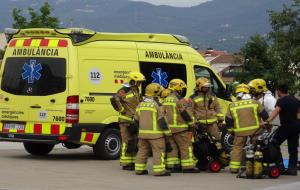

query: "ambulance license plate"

left=3, top=123, right=25, bottom=131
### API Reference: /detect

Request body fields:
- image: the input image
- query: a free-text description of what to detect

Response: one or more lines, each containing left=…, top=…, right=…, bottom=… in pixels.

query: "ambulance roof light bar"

left=4, top=28, right=20, bottom=35
left=4, top=28, right=20, bottom=42
left=173, top=34, right=190, bottom=45
left=55, top=28, right=96, bottom=43
left=55, top=28, right=96, bottom=35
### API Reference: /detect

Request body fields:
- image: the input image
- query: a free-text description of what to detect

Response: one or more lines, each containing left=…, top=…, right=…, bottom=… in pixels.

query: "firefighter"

left=248, top=78, right=279, bottom=125
left=226, top=84, right=269, bottom=173
left=163, top=79, right=199, bottom=173
left=190, top=77, right=225, bottom=150
left=134, top=83, right=171, bottom=176
left=110, top=71, right=145, bottom=170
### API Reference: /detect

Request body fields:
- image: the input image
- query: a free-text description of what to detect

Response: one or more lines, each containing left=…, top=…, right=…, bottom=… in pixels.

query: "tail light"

left=66, top=95, right=79, bottom=123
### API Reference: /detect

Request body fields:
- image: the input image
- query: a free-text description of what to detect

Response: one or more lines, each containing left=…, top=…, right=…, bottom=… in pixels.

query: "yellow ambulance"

left=0, top=28, right=232, bottom=159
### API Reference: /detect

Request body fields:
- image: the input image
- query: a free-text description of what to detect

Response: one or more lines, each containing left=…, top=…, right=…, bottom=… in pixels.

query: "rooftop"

left=10, top=28, right=190, bottom=46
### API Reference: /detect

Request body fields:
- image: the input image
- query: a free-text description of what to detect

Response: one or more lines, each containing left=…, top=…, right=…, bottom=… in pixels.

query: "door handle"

left=50, top=99, right=56, bottom=103
left=30, top=105, right=41, bottom=109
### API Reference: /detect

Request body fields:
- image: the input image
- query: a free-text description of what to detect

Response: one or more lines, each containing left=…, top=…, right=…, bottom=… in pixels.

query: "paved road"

left=0, top=142, right=299, bottom=190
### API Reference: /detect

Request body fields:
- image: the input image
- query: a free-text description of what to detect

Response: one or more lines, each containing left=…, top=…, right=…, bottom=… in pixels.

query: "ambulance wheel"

left=23, top=143, right=54, bottom=156
left=93, top=128, right=121, bottom=160
left=208, top=160, right=222, bottom=173
left=268, top=166, right=280, bottom=179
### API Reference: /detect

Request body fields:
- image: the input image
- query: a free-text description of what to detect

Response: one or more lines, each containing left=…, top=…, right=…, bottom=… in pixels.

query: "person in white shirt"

left=248, top=78, right=279, bottom=125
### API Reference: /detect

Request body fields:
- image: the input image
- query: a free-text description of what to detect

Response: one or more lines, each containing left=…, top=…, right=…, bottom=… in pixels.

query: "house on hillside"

left=200, top=48, right=243, bottom=83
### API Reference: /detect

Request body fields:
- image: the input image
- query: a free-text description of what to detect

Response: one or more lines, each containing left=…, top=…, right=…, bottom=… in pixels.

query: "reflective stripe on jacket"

left=114, top=87, right=141, bottom=123
left=191, top=93, right=224, bottom=124
left=135, top=99, right=171, bottom=139
left=226, top=99, right=263, bottom=136
left=162, top=93, right=189, bottom=133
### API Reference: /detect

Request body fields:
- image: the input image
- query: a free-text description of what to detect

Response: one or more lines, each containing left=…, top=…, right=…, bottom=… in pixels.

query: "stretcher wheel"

left=209, top=160, right=222, bottom=173
left=268, top=166, right=280, bottom=178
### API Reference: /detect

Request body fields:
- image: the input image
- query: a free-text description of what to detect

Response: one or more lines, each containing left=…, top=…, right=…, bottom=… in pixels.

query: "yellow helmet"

left=248, top=79, right=267, bottom=94
left=196, top=77, right=212, bottom=90
left=145, top=83, right=164, bottom=97
left=161, top=89, right=171, bottom=98
left=235, top=83, right=250, bottom=94
left=126, top=71, right=146, bottom=86
left=168, top=79, right=187, bottom=92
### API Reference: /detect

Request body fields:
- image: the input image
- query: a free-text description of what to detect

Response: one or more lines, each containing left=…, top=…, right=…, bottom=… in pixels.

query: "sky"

left=130, top=0, right=211, bottom=7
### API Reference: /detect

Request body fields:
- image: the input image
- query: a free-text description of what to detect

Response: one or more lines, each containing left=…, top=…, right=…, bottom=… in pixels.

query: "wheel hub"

left=104, top=134, right=120, bottom=155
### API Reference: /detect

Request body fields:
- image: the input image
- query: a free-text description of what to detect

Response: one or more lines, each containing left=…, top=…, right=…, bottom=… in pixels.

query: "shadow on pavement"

left=1, top=149, right=118, bottom=161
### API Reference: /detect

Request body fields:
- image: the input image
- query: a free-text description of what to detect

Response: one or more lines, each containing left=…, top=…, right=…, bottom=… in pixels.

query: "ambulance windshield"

left=1, top=57, right=66, bottom=96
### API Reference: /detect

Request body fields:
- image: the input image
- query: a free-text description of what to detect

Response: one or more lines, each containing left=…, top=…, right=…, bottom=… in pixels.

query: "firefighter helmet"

left=196, top=77, right=212, bottom=91
left=145, top=83, right=164, bottom=97
left=168, top=79, right=187, bottom=92
left=125, top=71, right=146, bottom=86
left=235, top=83, right=250, bottom=94
left=161, top=89, right=171, bottom=98
left=248, top=79, right=268, bottom=94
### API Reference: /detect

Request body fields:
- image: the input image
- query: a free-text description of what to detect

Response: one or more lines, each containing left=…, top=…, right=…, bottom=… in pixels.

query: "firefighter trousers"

left=166, top=131, right=195, bottom=169
left=207, top=123, right=221, bottom=140
left=135, top=138, right=166, bottom=176
left=230, top=135, right=257, bottom=173
left=120, top=122, right=138, bottom=167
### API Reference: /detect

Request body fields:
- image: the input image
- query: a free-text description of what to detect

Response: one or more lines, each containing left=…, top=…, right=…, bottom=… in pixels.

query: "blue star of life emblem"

left=22, top=59, right=42, bottom=84
left=151, top=68, right=168, bottom=87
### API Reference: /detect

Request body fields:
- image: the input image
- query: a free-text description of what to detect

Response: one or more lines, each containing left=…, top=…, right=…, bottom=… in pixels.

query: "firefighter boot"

left=136, top=170, right=149, bottom=175
left=123, top=165, right=135, bottom=171
left=154, top=170, right=171, bottom=177
left=182, top=168, right=200, bottom=173
left=168, top=166, right=182, bottom=173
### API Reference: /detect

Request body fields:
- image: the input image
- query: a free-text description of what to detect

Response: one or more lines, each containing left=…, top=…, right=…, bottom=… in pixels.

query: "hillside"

left=0, top=0, right=292, bottom=52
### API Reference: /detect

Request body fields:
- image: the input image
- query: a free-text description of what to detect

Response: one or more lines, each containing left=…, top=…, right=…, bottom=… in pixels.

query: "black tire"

left=93, top=128, right=121, bottom=160
left=23, top=142, right=54, bottom=156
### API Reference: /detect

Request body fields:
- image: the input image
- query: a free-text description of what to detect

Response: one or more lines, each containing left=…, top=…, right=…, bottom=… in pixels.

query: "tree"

left=237, top=0, right=300, bottom=94
left=12, top=2, right=59, bottom=29
left=236, top=35, right=277, bottom=92
left=268, top=0, right=300, bottom=94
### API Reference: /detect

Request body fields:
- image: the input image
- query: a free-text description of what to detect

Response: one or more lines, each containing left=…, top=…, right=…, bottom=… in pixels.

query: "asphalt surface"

left=0, top=142, right=299, bottom=190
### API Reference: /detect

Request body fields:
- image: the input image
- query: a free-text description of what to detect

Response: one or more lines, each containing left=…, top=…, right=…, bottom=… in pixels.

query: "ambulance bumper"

left=0, top=123, right=107, bottom=143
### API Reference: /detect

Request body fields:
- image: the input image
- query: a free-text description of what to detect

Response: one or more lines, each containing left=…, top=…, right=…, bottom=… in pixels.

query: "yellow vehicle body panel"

left=0, top=28, right=231, bottom=146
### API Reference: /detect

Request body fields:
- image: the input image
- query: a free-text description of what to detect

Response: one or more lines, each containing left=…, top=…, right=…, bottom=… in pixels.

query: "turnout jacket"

left=190, top=92, right=224, bottom=125
left=111, top=86, right=141, bottom=123
left=135, top=97, right=171, bottom=139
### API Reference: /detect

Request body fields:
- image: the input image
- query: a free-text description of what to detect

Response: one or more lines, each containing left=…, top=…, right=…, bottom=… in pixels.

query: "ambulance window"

left=1, top=57, right=66, bottom=96
left=194, top=66, right=226, bottom=99
left=140, top=62, right=187, bottom=96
